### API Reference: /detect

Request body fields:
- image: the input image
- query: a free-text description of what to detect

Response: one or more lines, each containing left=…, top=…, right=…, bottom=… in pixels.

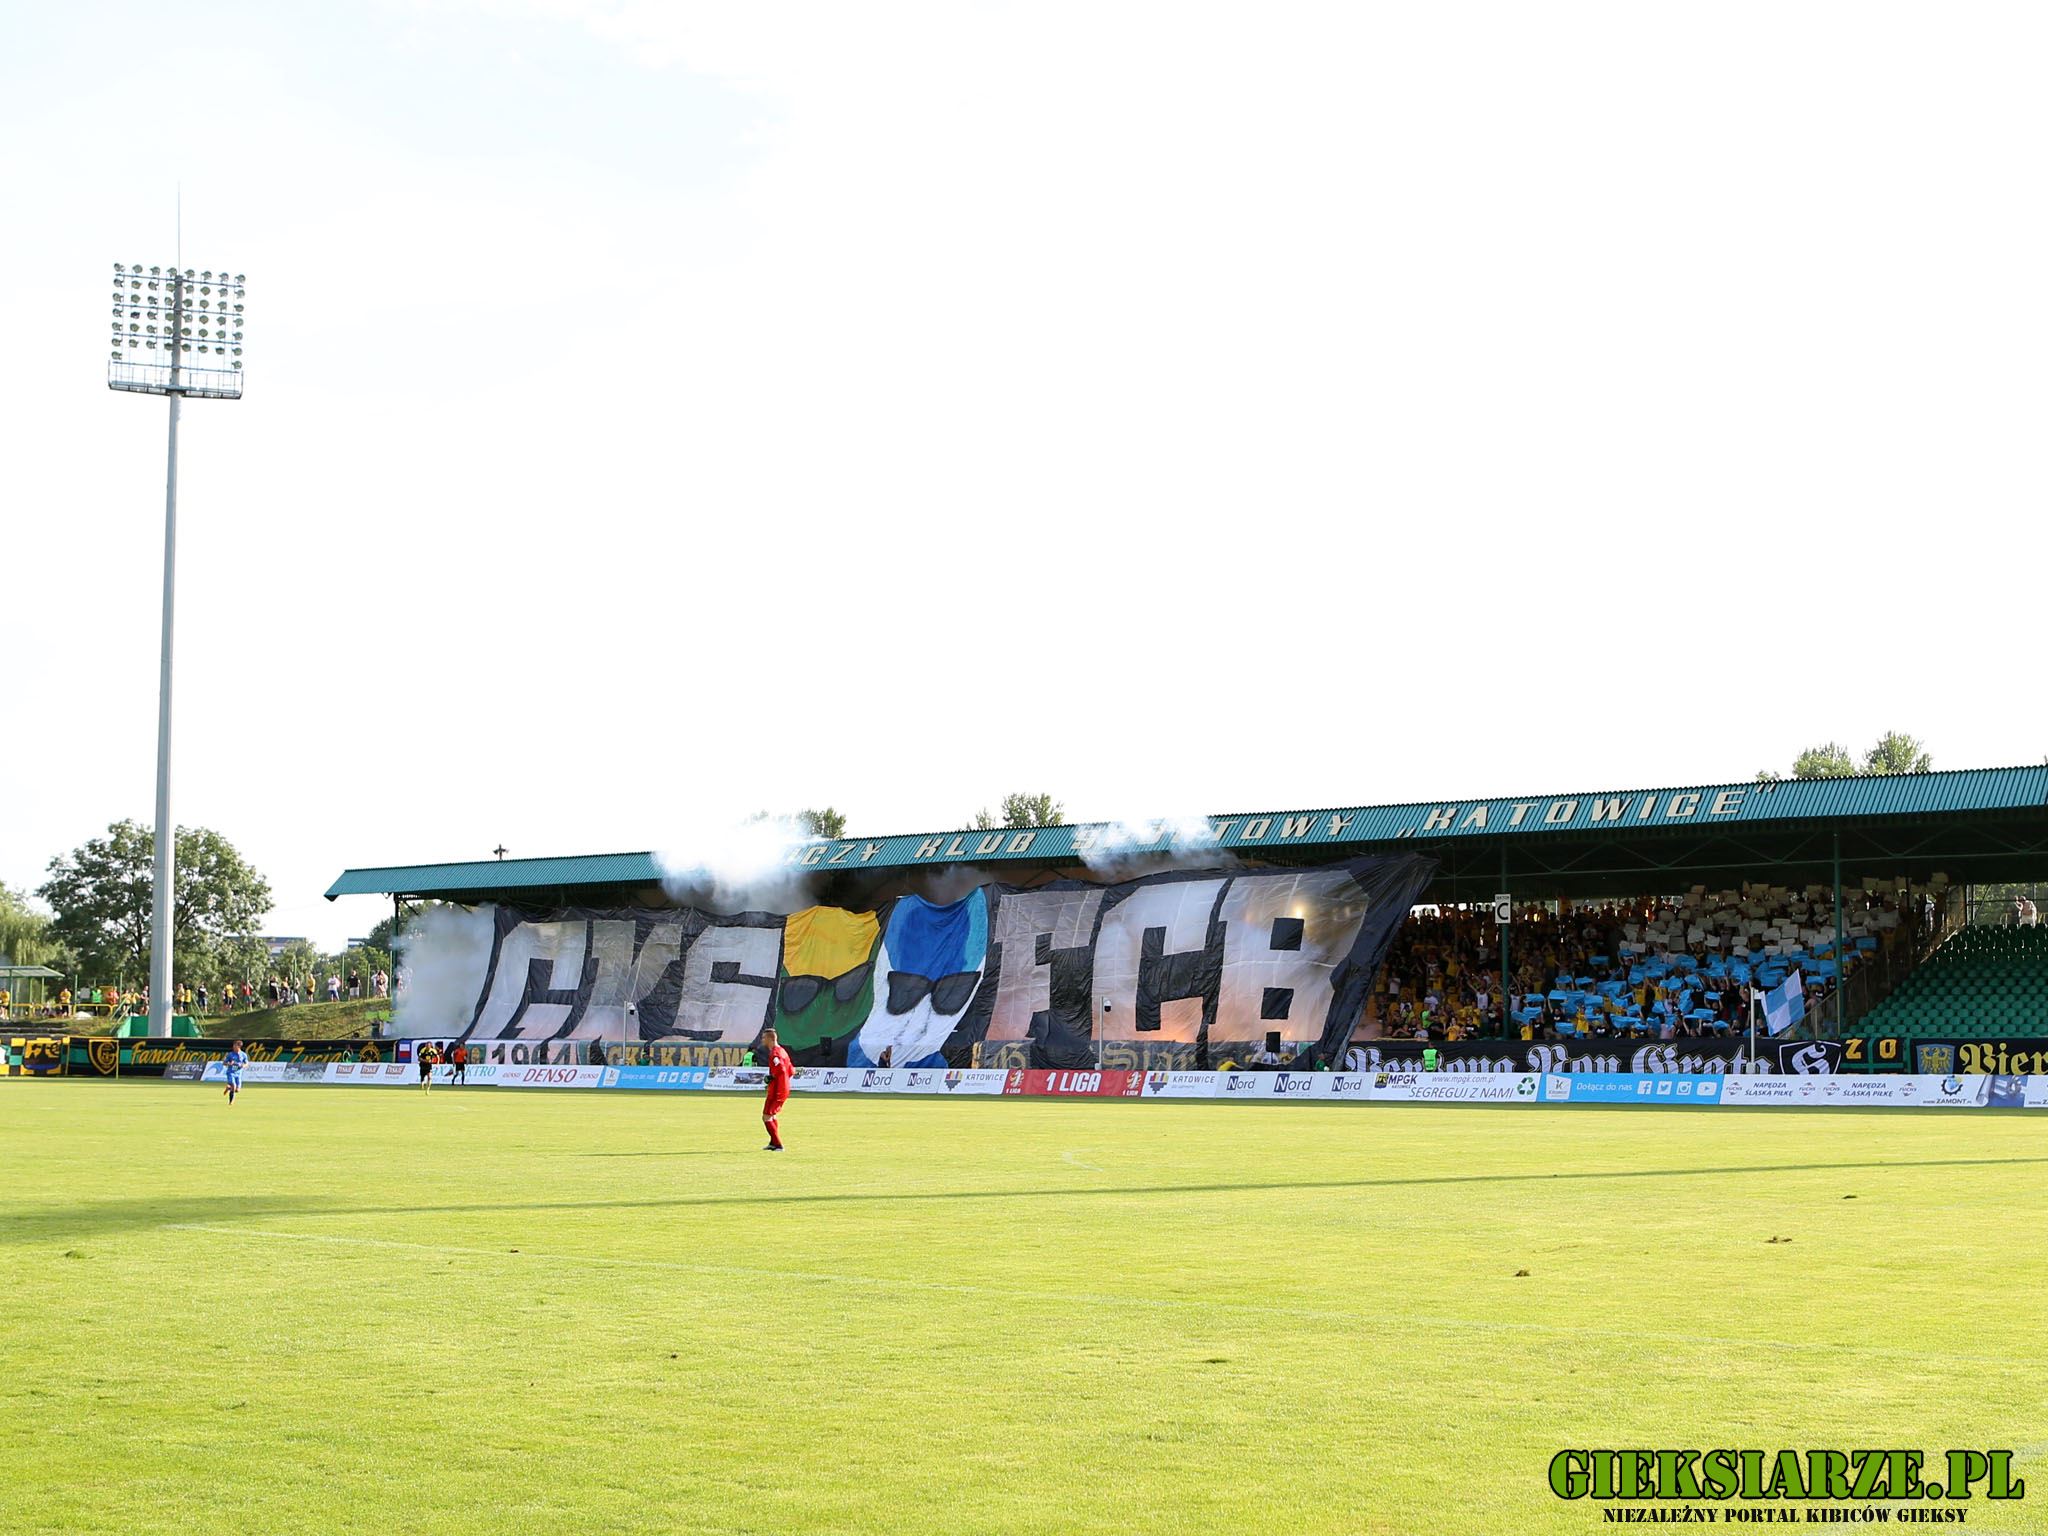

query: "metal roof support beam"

left=1843, top=835, right=1859, bottom=1040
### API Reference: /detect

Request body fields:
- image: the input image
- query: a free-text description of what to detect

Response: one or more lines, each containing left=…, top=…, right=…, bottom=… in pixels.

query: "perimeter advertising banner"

left=1715, top=1073, right=2004, bottom=1107
left=601, top=1066, right=712, bottom=1090
left=35, top=1037, right=391, bottom=1078
left=0, top=1037, right=66, bottom=1076
left=403, top=856, right=1437, bottom=1072
left=1540, top=1073, right=1723, bottom=1104
left=1142, top=1070, right=1231, bottom=1098
left=1911, top=1040, right=2048, bottom=1077
left=325, top=1061, right=419, bottom=1085
left=150, top=1060, right=2046, bottom=1108
left=1366, top=1072, right=1544, bottom=1103
left=1005, top=1069, right=1145, bottom=1097
left=201, top=1061, right=330, bottom=1085
left=483, top=1064, right=606, bottom=1089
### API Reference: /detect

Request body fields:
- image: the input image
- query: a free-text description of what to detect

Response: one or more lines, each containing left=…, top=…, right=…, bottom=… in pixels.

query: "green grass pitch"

left=2, top=1083, right=2043, bottom=1535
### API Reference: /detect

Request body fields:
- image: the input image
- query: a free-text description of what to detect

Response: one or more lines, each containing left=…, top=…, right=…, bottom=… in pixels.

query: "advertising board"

left=1369, top=1072, right=1542, bottom=1103
left=1004, top=1069, right=1143, bottom=1097
left=704, top=1066, right=770, bottom=1092
left=486, top=1064, right=606, bottom=1089
left=1140, top=1071, right=1223, bottom=1099
left=1538, top=1073, right=1722, bottom=1105
left=325, top=1061, right=422, bottom=1085
left=600, top=1066, right=710, bottom=1090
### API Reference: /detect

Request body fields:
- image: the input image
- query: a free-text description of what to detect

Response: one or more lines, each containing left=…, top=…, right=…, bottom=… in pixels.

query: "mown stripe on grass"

left=165, top=1222, right=2042, bottom=1369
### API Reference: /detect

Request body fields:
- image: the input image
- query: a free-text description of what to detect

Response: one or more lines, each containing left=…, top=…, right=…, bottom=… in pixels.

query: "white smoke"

left=905, top=863, right=993, bottom=905
left=1074, top=806, right=1234, bottom=878
left=653, top=811, right=823, bottom=913
left=393, top=905, right=497, bottom=1037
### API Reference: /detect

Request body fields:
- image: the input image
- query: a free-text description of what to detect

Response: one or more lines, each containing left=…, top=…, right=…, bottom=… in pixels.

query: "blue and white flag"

left=1763, top=971, right=1806, bottom=1036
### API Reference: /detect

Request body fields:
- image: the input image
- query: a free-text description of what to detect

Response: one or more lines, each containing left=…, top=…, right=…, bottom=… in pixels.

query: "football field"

left=2, top=1083, right=2043, bottom=1535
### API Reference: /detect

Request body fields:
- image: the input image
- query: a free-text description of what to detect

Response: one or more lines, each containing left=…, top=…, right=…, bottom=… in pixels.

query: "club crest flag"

left=1764, top=970, right=1806, bottom=1036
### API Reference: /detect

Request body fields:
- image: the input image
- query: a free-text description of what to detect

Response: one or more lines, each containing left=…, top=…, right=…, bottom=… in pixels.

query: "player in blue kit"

left=222, top=1040, right=249, bottom=1104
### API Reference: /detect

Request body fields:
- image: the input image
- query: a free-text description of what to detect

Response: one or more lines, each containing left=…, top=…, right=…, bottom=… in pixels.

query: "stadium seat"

left=1845, top=923, right=2048, bottom=1049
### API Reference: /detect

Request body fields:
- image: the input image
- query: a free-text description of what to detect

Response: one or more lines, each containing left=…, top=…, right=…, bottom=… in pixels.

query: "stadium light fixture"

left=107, top=257, right=249, bottom=1037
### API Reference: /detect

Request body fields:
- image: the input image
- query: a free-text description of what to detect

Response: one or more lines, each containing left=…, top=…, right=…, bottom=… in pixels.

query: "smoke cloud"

left=393, top=905, right=496, bottom=1036
left=653, top=812, right=823, bottom=914
left=1074, top=808, right=1237, bottom=879
left=905, top=862, right=995, bottom=906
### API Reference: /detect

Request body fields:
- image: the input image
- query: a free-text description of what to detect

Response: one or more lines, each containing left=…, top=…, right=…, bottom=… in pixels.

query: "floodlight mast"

left=108, top=263, right=247, bottom=1037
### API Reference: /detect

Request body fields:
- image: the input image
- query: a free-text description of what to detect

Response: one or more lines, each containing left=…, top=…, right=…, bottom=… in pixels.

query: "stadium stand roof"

left=328, top=765, right=2048, bottom=907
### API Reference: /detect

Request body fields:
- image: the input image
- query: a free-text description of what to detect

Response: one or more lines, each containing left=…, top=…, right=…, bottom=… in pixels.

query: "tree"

left=1793, top=743, right=1858, bottom=779
left=972, top=792, right=1065, bottom=830
left=0, top=883, right=73, bottom=973
left=326, top=943, right=392, bottom=990
left=38, top=821, right=272, bottom=985
left=1758, top=736, right=1930, bottom=782
left=213, top=935, right=273, bottom=994
left=272, top=938, right=322, bottom=987
left=1863, top=732, right=1932, bottom=775
left=745, top=808, right=848, bottom=839
left=363, top=900, right=450, bottom=958
left=796, top=807, right=847, bottom=839
left=1755, top=742, right=1856, bottom=781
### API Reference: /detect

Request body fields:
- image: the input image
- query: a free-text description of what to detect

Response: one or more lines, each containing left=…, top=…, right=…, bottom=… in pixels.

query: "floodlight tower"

left=108, top=262, right=248, bottom=1036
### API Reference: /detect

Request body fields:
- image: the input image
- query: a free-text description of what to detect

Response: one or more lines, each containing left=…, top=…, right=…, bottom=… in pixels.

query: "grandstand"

left=1858, top=922, right=2048, bottom=1041
left=328, top=765, right=2048, bottom=1051
left=1375, top=884, right=1911, bottom=1040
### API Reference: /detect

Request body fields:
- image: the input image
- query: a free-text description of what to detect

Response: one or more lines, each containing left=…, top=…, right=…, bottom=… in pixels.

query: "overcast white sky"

left=5, top=1, right=2045, bottom=950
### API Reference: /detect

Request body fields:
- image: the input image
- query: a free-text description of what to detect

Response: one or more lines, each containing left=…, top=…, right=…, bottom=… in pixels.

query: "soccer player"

left=222, top=1040, right=249, bottom=1104
left=448, top=1041, right=468, bottom=1086
left=417, top=1040, right=438, bottom=1091
left=759, top=1027, right=793, bottom=1151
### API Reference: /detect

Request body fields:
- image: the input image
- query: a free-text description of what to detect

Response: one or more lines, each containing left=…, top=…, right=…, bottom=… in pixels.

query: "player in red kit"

left=760, top=1027, right=794, bottom=1151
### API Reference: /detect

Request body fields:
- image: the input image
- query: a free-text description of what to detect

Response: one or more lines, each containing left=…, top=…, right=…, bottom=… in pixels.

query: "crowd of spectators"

left=1359, top=883, right=1928, bottom=1042
left=2, top=968, right=393, bottom=1021
left=184, top=968, right=392, bottom=1013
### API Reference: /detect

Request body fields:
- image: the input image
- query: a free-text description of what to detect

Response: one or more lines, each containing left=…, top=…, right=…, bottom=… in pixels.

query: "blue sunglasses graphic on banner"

left=849, top=889, right=989, bottom=1069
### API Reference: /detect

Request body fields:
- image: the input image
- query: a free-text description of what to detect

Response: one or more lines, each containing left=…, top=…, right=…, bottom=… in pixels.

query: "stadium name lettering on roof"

left=1391, top=788, right=1751, bottom=838
left=776, top=787, right=1758, bottom=867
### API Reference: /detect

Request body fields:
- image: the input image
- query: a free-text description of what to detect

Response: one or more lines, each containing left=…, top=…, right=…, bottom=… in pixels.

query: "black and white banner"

left=1343, top=1037, right=1844, bottom=1076
left=399, top=856, right=1438, bottom=1072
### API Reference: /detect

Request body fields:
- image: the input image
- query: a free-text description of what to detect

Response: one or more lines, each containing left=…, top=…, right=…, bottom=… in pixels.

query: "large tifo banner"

left=406, top=857, right=1437, bottom=1071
